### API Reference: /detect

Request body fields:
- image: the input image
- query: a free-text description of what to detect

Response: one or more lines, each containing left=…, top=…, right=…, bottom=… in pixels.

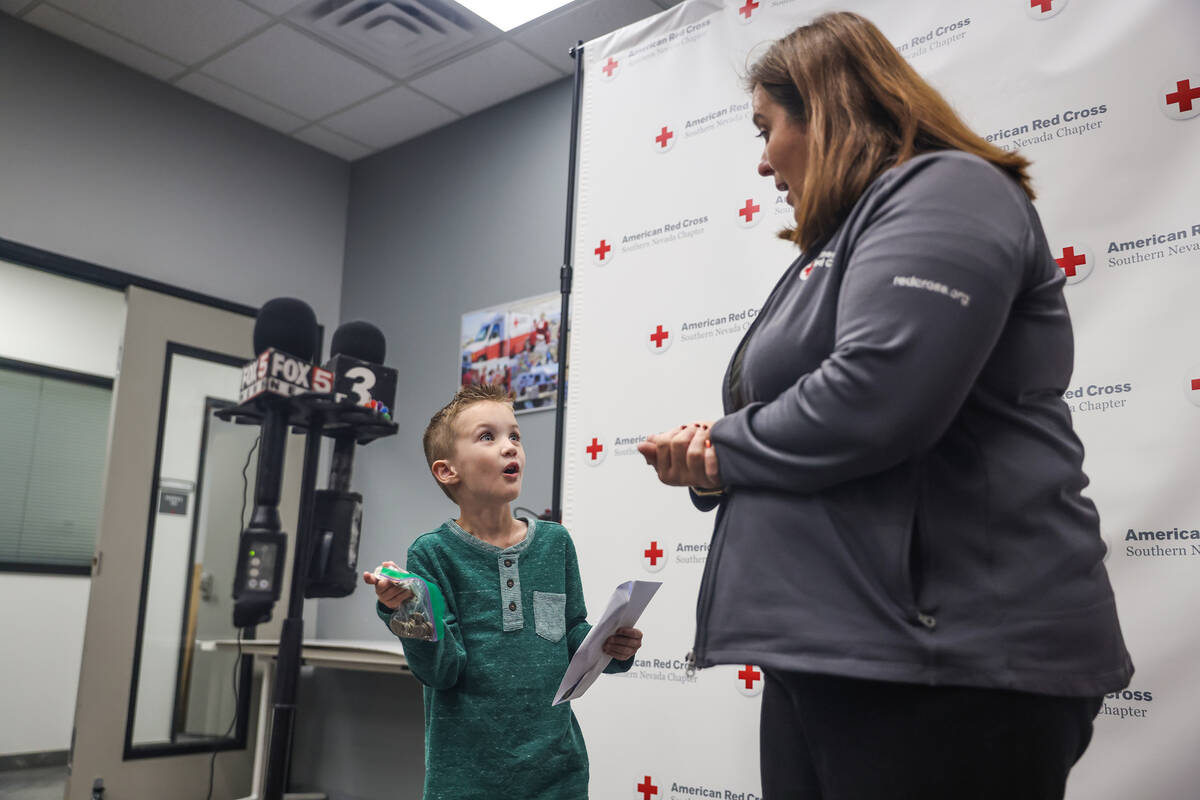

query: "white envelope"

left=552, top=579, right=661, bottom=705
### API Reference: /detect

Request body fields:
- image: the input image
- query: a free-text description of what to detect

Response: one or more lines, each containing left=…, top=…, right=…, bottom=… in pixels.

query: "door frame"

left=0, top=235, right=258, bottom=318
left=65, top=286, right=310, bottom=800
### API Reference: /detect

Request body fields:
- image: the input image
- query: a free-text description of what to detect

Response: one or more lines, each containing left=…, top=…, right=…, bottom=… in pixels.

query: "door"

left=66, top=286, right=309, bottom=800
left=179, top=403, right=258, bottom=740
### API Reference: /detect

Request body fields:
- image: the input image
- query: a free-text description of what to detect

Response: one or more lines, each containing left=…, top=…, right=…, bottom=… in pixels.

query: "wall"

left=293, top=77, right=575, bottom=799
left=0, top=261, right=124, bottom=756
left=0, top=11, right=350, bottom=757
left=0, top=13, right=350, bottom=337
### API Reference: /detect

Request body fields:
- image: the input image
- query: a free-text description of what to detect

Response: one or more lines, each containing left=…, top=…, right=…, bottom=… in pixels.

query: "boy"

left=364, top=384, right=643, bottom=799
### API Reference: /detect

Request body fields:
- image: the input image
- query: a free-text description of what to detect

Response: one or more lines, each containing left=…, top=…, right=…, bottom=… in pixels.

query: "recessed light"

left=456, top=0, right=574, bottom=32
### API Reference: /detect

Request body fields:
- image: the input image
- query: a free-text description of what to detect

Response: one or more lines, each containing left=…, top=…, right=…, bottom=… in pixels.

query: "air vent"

left=290, top=0, right=496, bottom=80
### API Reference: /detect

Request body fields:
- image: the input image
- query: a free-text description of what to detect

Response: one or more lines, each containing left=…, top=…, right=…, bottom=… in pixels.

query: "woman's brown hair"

left=748, top=12, right=1034, bottom=252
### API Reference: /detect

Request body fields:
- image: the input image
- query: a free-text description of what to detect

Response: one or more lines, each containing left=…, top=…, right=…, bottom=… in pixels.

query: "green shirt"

left=377, top=518, right=631, bottom=800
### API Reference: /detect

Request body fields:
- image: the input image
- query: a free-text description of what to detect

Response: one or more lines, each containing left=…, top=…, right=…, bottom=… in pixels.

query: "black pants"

left=760, top=670, right=1102, bottom=800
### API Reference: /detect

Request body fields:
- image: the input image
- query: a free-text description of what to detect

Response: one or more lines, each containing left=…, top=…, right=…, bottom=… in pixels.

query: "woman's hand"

left=635, top=422, right=722, bottom=490
left=602, top=627, right=643, bottom=661
left=362, top=560, right=415, bottom=610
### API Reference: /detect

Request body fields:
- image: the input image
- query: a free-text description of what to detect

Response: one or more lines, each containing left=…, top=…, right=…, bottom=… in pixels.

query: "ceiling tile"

left=200, top=24, right=394, bottom=119
left=321, top=86, right=459, bottom=149
left=24, top=4, right=185, bottom=80
left=293, top=125, right=371, bottom=161
left=0, top=0, right=38, bottom=14
left=239, top=0, right=306, bottom=15
left=176, top=72, right=307, bottom=133
left=48, top=0, right=270, bottom=64
left=511, top=0, right=664, bottom=73
left=408, top=39, right=563, bottom=116
left=286, top=0, right=500, bottom=83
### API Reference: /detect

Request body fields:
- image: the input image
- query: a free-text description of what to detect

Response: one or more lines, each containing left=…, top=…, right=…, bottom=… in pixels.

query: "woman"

left=636, top=12, right=1132, bottom=800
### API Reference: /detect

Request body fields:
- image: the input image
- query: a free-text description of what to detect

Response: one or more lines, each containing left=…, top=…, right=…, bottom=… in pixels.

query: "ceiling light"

left=455, top=0, right=574, bottom=31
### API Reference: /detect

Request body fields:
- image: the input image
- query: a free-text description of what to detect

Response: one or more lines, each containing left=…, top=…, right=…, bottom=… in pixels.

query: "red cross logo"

left=642, top=538, right=667, bottom=572
left=1054, top=245, right=1091, bottom=284
left=594, top=239, right=612, bottom=262
left=637, top=776, right=659, bottom=800
left=739, top=0, right=759, bottom=19
left=1166, top=79, right=1200, bottom=113
left=1185, top=367, right=1200, bottom=407
left=602, top=57, right=619, bottom=78
left=1027, top=0, right=1067, bottom=19
left=654, top=125, right=674, bottom=149
left=739, top=198, right=761, bottom=223
left=646, top=322, right=673, bottom=354
left=1055, top=246, right=1086, bottom=278
left=586, top=438, right=604, bottom=460
left=738, top=664, right=762, bottom=690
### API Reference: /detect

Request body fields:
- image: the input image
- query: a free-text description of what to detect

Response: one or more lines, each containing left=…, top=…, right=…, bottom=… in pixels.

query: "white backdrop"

left=562, top=0, right=1200, bottom=798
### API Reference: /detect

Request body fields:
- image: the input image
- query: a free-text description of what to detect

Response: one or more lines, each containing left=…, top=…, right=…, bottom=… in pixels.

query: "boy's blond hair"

left=423, top=383, right=514, bottom=501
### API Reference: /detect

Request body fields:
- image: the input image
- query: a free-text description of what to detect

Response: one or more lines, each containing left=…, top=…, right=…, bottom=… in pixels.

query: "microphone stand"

left=219, top=390, right=396, bottom=799
left=261, top=415, right=324, bottom=800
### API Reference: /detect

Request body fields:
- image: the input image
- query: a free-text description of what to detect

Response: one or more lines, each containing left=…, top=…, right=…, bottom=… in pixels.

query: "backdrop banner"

left=562, top=1, right=1200, bottom=798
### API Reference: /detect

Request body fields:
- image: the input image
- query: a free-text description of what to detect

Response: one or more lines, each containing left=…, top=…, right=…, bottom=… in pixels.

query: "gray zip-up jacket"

left=696, top=150, right=1133, bottom=697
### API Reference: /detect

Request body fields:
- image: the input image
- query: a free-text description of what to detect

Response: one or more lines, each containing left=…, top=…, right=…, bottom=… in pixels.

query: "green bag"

left=378, top=565, right=447, bottom=642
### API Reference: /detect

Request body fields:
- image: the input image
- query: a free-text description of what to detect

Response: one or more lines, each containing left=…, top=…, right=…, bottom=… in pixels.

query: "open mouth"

left=503, top=463, right=520, bottom=475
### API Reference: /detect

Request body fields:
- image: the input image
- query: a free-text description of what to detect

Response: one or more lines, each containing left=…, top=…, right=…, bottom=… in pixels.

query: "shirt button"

left=508, top=601, right=517, bottom=611
left=506, top=579, right=514, bottom=588
left=917, top=613, right=937, bottom=630
left=504, top=559, right=513, bottom=567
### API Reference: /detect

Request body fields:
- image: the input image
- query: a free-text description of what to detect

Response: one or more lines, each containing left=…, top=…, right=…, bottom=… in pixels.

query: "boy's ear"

left=431, top=459, right=459, bottom=488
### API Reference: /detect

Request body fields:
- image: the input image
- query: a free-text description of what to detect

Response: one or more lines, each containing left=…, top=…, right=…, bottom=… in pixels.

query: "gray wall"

left=0, top=11, right=571, bottom=794
left=0, top=13, right=350, bottom=332
left=0, top=10, right=349, bottom=759
left=293, top=78, right=574, bottom=799
left=323, top=75, right=572, bottom=640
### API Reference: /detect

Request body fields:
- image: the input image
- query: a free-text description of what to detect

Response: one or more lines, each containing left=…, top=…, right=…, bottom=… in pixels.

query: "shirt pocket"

left=533, top=591, right=566, bottom=642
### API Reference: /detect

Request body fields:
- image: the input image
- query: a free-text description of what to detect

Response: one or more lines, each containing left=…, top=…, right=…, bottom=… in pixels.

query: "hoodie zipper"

left=691, top=497, right=732, bottom=670
left=690, top=251, right=819, bottom=670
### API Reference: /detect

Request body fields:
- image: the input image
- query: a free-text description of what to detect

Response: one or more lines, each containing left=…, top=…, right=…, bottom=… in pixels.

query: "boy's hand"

left=602, top=627, right=643, bottom=661
left=362, top=560, right=415, bottom=610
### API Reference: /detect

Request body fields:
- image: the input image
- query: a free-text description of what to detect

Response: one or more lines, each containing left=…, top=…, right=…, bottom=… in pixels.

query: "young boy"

left=364, top=384, right=643, bottom=800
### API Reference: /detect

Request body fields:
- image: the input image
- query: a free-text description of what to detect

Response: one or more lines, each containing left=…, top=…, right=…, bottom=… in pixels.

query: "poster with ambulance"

left=460, top=291, right=560, bottom=414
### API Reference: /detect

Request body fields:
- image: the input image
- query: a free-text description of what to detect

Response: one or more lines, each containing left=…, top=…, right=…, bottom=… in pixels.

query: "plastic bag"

left=378, top=565, right=447, bottom=642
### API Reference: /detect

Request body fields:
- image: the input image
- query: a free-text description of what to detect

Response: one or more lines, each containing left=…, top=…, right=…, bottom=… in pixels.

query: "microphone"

left=305, top=321, right=393, bottom=598
left=325, top=320, right=397, bottom=413
left=332, top=320, right=385, bottom=365
left=232, top=297, right=319, bottom=628
left=238, top=302, right=333, bottom=403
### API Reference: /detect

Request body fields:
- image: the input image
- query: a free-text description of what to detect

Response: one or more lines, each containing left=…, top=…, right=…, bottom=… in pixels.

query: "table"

left=202, top=638, right=411, bottom=800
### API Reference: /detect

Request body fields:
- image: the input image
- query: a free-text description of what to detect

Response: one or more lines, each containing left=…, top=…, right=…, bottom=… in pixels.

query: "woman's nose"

left=757, top=153, right=773, bottom=177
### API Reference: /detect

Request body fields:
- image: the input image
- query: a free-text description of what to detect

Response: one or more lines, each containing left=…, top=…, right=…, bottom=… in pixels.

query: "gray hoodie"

left=695, top=150, right=1133, bottom=697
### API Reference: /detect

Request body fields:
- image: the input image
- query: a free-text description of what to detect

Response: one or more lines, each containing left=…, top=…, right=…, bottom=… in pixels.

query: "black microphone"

left=325, top=320, right=397, bottom=412
left=332, top=320, right=385, bottom=365
left=305, top=321, right=390, bottom=598
left=232, top=297, right=318, bottom=627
